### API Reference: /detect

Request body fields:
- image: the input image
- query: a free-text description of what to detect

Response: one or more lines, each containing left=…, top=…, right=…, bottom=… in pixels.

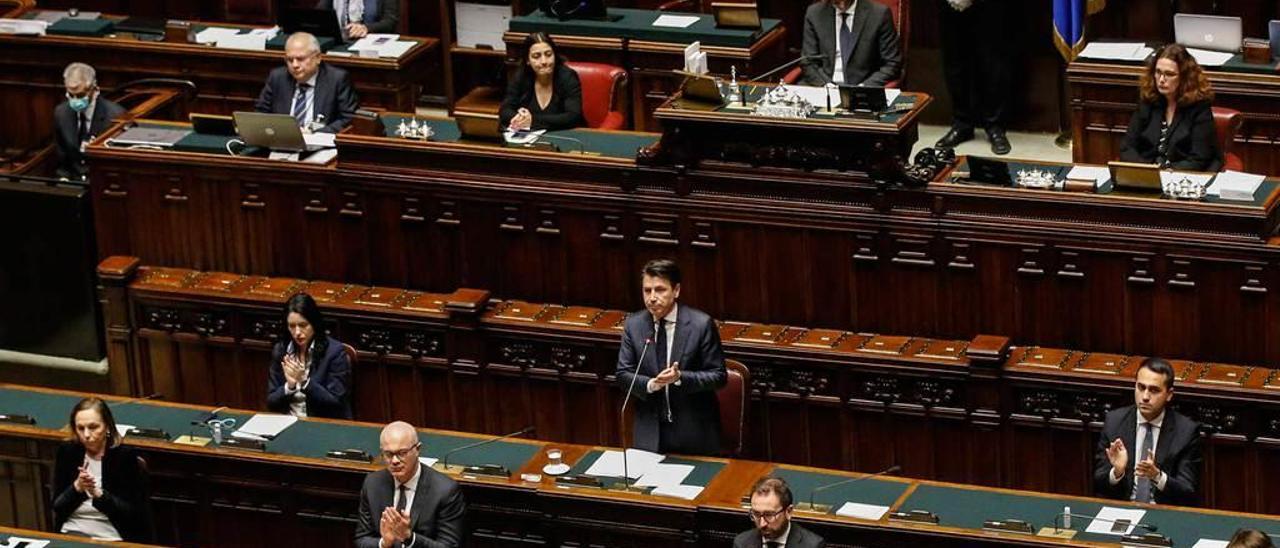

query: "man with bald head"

left=355, top=421, right=465, bottom=548
left=255, top=32, right=359, bottom=133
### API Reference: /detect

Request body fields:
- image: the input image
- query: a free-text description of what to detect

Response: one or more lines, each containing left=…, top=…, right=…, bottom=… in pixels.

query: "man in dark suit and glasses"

left=53, top=62, right=125, bottom=180
left=735, top=476, right=826, bottom=548
left=616, top=259, right=728, bottom=456
left=1094, top=358, right=1202, bottom=506
left=355, top=421, right=465, bottom=548
left=799, top=0, right=901, bottom=87
left=255, top=32, right=359, bottom=134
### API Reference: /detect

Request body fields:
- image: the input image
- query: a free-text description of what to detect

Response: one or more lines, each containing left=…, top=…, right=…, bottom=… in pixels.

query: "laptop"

left=1108, top=161, right=1162, bottom=191
left=454, top=111, right=503, bottom=141
left=1270, top=20, right=1280, bottom=59
left=233, top=111, right=324, bottom=152
left=106, top=126, right=191, bottom=148
left=1174, top=13, right=1243, bottom=53
left=280, top=8, right=343, bottom=42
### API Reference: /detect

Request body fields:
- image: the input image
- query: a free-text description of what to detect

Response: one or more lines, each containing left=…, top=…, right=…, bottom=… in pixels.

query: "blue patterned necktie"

left=292, top=83, right=311, bottom=127
left=1134, top=423, right=1154, bottom=503
left=839, top=12, right=855, bottom=70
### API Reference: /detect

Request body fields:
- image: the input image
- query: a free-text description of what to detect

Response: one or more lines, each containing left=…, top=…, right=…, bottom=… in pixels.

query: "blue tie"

left=292, top=83, right=311, bottom=127
left=839, top=12, right=855, bottom=71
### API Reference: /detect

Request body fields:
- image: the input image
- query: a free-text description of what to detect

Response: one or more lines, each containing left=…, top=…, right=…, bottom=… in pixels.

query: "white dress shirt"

left=290, top=72, right=319, bottom=129
left=1109, top=409, right=1169, bottom=497
left=60, top=455, right=122, bottom=541
left=283, top=339, right=314, bottom=417
left=762, top=522, right=791, bottom=547
left=646, top=304, right=679, bottom=393
left=831, top=1, right=858, bottom=84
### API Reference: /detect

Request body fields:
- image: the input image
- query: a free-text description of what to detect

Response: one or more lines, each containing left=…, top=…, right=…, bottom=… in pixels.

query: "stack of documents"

left=351, top=34, right=415, bottom=58
left=1066, top=165, right=1111, bottom=189
left=0, top=18, right=50, bottom=35
left=835, top=502, right=890, bottom=520
left=1186, top=47, right=1233, bottom=67
left=1206, top=170, right=1265, bottom=201
left=1079, top=42, right=1153, bottom=61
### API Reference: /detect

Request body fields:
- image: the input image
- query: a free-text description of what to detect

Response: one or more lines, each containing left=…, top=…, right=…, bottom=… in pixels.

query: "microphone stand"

left=614, top=334, right=652, bottom=493
left=1046, top=512, right=1166, bottom=545
left=435, top=425, right=535, bottom=480
left=796, top=465, right=901, bottom=514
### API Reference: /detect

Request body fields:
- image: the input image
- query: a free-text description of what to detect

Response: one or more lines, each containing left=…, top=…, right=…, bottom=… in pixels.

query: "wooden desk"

left=0, top=526, right=162, bottom=547
left=95, top=256, right=1280, bottom=515
left=1068, top=57, right=1280, bottom=176
left=0, top=5, right=438, bottom=160
left=2, top=383, right=1280, bottom=548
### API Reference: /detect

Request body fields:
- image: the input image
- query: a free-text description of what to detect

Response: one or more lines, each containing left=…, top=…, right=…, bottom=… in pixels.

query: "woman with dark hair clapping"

left=266, top=292, right=353, bottom=419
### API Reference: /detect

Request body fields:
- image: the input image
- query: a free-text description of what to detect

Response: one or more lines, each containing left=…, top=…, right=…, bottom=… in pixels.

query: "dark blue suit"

left=266, top=335, right=353, bottom=419
left=616, top=305, right=727, bottom=456
left=254, top=63, right=359, bottom=133
left=317, top=0, right=400, bottom=35
left=1093, top=404, right=1202, bottom=506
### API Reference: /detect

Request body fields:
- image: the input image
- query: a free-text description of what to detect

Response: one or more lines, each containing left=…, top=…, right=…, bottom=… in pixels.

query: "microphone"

left=796, top=464, right=901, bottom=514
left=1054, top=511, right=1159, bottom=534
left=439, top=426, right=535, bottom=478
left=753, top=54, right=825, bottom=84
left=533, top=133, right=587, bottom=154
left=617, top=334, right=653, bottom=492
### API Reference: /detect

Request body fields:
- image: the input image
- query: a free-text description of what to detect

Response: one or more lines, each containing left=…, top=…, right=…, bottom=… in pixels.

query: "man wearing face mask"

left=53, top=63, right=124, bottom=180
left=615, top=258, right=727, bottom=456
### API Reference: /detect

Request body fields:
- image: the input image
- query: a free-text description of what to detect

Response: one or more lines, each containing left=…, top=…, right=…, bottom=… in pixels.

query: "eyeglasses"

left=381, top=442, right=421, bottom=462
left=1154, top=69, right=1179, bottom=80
left=747, top=509, right=787, bottom=523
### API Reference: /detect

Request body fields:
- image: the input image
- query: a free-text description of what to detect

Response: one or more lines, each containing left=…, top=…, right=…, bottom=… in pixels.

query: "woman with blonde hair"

left=52, top=397, right=152, bottom=542
left=1119, top=43, right=1221, bottom=171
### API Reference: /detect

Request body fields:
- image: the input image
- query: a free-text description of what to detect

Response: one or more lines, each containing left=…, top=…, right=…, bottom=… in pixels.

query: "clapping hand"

left=283, top=353, right=306, bottom=389
left=74, top=465, right=99, bottom=497
left=653, top=361, right=681, bottom=387
left=509, top=108, right=533, bottom=131
left=1135, top=449, right=1161, bottom=480
left=379, top=507, right=411, bottom=547
left=1106, top=438, right=1129, bottom=478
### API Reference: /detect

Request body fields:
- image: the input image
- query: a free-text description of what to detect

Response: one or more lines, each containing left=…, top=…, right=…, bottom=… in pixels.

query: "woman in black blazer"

left=1119, top=43, right=1221, bottom=172
left=499, top=32, right=585, bottom=132
left=53, top=397, right=153, bottom=542
left=266, top=292, right=354, bottom=419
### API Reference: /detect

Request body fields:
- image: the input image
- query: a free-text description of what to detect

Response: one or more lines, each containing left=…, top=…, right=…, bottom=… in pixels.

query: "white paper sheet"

left=835, top=502, right=890, bottom=520
left=503, top=129, right=546, bottom=144
left=456, top=2, right=511, bottom=51
left=0, top=18, right=49, bottom=35
left=1085, top=506, right=1147, bottom=535
left=304, top=132, right=337, bottom=148
left=1191, top=540, right=1229, bottom=548
left=0, top=537, right=51, bottom=548
left=1079, top=42, right=1153, bottom=61
left=194, top=26, right=241, bottom=44
left=1067, top=165, right=1112, bottom=188
left=654, top=14, right=700, bottom=28
left=1186, top=47, right=1234, bottom=66
left=789, top=85, right=840, bottom=110
left=584, top=449, right=665, bottom=479
left=247, top=26, right=280, bottom=40
left=650, top=484, right=704, bottom=500
left=236, top=413, right=298, bottom=438
left=215, top=33, right=267, bottom=51
left=885, top=88, right=902, bottom=105
left=633, top=463, right=695, bottom=487
left=302, top=148, right=339, bottom=164
left=1206, top=170, right=1265, bottom=200
left=419, top=456, right=439, bottom=467
left=116, top=424, right=136, bottom=438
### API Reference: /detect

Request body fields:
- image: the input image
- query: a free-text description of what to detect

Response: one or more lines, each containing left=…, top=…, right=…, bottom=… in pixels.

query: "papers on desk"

left=304, top=132, right=337, bottom=148
left=584, top=448, right=664, bottom=479
left=835, top=502, right=890, bottom=521
left=419, top=456, right=439, bottom=468
left=1191, top=540, right=1230, bottom=548
left=653, top=14, right=700, bottom=29
left=247, top=26, right=281, bottom=40
left=116, top=424, right=137, bottom=438
left=1085, top=506, right=1146, bottom=535
left=1079, top=42, right=1153, bottom=61
left=1186, top=47, right=1234, bottom=67
left=456, top=2, right=511, bottom=51
left=1066, top=165, right=1111, bottom=188
left=1206, top=170, right=1265, bottom=201
left=0, top=18, right=49, bottom=35
left=789, top=85, right=901, bottom=111
left=650, top=484, right=704, bottom=500
left=632, top=463, right=695, bottom=487
left=194, top=26, right=241, bottom=44
left=0, top=538, right=50, bottom=548
left=504, top=129, right=545, bottom=145
left=216, top=33, right=267, bottom=51
left=302, top=148, right=339, bottom=164
left=351, top=34, right=415, bottom=58
left=234, top=413, right=297, bottom=439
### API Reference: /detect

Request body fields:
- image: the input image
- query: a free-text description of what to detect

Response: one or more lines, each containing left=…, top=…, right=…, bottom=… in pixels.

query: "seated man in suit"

left=355, top=421, right=465, bottom=548
left=800, top=0, right=901, bottom=87
left=54, top=62, right=125, bottom=180
left=736, top=476, right=826, bottom=548
left=616, top=258, right=727, bottom=456
left=317, top=0, right=400, bottom=41
left=1094, top=358, right=1202, bottom=506
left=255, top=32, right=359, bottom=134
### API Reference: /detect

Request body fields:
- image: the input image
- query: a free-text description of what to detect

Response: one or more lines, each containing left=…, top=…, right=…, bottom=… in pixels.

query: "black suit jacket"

left=498, top=64, right=585, bottom=131
left=354, top=466, right=466, bottom=548
left=53, top=97, right=125, bottom=179
left=1119, top=98, right=1221, bottom=172
left=52, top=442, right=153, bottom=543
left=615, top=305, right=727, bottom=456
left=733, top=524, right=827, bottom=548
left=254, top=63, right=359, bottom=133
left=800, top=1, right=902, bottom=87
left=266, top=335, right=353, bottom=419
left=317, top=0, right=400, bottom=35
left=1093, top=405, right=1202, bottom=506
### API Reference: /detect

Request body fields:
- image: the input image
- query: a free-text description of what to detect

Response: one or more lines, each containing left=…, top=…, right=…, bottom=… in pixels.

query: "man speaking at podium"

left=616, top=259, right=727, bottom=456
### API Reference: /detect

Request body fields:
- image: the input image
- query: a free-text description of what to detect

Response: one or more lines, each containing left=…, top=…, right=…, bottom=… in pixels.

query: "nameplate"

left=982, top=519, right=1034, bottom=534
left=128, top=427, right=170, bottom=440
left=0, top=414, right=35, bottom=425
left=460, top=464, right=510, bottom=480
left=554, top=475, right=604, bottom=490
left=221, top=437, right=267, bottom=452
left=326, top=449, right=372, bottom=463
left=888, top=510, right=938, bottom=524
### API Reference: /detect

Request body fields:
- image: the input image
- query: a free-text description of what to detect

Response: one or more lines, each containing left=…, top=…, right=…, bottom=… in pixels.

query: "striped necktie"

left=292, top=83, right=311, bottom=127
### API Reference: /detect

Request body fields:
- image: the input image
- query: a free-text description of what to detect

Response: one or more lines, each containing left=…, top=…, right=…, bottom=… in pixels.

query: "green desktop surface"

left=509, top=8, right=780, bottom=48
left=380, top=115, right=657, bottom=160
left=568, top=449, right=725, bottom=488
left=767, top=467, right=909, bottom=516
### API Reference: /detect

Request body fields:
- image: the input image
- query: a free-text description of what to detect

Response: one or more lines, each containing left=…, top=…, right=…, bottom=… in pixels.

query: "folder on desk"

left=47, top=17, right=114, bottom=37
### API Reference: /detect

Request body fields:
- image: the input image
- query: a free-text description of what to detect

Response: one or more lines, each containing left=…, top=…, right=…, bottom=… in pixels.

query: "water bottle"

left=1063, top=506, right=1071, bottom=529
left=211, top=421, right=223, bottom=445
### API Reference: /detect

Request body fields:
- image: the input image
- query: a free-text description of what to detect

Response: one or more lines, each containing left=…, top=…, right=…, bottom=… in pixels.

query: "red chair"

left=1212, top=106, right=1244, bottom=171
left=716, top=359, right=751, bottom=457
left=784, top=0, right=910, bottom=88
left=565, top=61, right=629, bottom=130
